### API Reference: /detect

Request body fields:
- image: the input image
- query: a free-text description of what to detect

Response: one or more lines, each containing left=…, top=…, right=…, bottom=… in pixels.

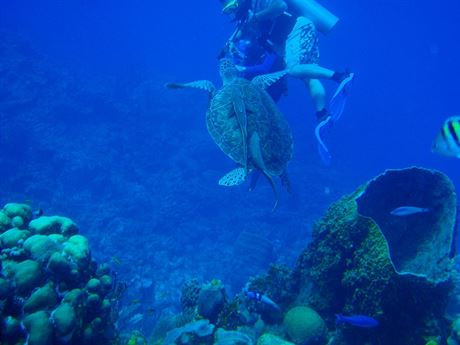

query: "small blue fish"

left=390, top=206, right=430, bottom=216
left=244, top=290, right=280, bottom=311
left=336, top=314, right=379, bottom=328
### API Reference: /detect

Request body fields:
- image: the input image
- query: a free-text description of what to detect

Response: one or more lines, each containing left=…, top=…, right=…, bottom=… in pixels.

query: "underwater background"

left=1, top=0, right=460, bottom=341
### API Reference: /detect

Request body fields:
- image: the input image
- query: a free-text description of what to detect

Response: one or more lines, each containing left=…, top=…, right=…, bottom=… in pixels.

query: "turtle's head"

left=219, top=58, right=239, bottom=83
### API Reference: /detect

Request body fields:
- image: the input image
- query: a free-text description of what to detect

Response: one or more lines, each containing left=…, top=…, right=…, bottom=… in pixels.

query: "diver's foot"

left=332, top=71, right=352, bottom=83
left=315, top=116, right=333, bottom=165
left=316, top=108, right=330, bottom=123
left=316, top=113, right=333, bottom=133
left=331, top=72, right=355, bottom=98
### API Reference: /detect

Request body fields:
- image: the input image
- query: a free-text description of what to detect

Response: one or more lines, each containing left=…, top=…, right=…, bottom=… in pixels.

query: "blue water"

left=1, top=0, right=460, bottom=335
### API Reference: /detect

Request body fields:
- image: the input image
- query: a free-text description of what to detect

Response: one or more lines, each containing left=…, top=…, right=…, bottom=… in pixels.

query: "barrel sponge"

left=11, top=260, right=43, bottom=295
left=257, top=333, right=295, bottom=345
left=23, top=311, right=53, bottom=345
left=197, top=280, right=226, bottom=322
left=51, top=303, right=77, bottom=338
left=23, top=234, right=61, bottom=263
left=3, top=203, right=32, bottom=222
left=29, top=216, right=78, bottom=237
left=283, top=306, right=327, bottom=345
left=63, top=235, right=90, bottom=266
left=24, top=283, right=58, bottom=314
left=0, top=228, right=31, bottom=248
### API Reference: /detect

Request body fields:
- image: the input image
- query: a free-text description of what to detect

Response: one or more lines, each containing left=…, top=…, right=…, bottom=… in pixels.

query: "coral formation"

left=283, top=306, right=327, bottom=345
left=257, top=333, right=295, bottom=345
left=0, top=202, right=121, bottom=345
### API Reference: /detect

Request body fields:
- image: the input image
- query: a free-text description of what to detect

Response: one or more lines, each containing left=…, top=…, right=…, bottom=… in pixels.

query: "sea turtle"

left=167, top=59, right=293, bottom=210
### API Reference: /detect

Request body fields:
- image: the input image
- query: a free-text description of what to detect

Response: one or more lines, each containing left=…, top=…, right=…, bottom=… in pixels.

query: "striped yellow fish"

left=432, top=116, right=460, bottom=158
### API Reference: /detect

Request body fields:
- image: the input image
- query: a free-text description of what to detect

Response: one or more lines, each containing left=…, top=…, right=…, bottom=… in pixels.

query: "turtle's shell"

left=206, top=78, right=293, bottom=176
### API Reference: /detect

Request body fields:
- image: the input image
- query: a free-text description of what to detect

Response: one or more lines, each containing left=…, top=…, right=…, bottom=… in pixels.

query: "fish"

left=432, top=116, right=460, bottom=158
left=110, top=256, right=122, bottom=266
left=390, top=206, right=430, bottom=216
left=335, top=314, right=379, bottom=328
left=32, top=208, right=43, bottom=219
left=244, top=290, right=281, bottom=311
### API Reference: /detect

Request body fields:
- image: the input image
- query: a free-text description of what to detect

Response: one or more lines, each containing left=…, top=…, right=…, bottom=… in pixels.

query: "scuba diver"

left=218, top=1, right=288, bottom=103
left=219, top=0, right=354, bottom=164
left=220, top=35, right=288, bottom=102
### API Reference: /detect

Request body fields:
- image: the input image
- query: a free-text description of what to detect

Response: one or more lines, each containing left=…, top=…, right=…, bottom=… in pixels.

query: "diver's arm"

left=252, top=0, right=287, bottom=22
left=242, top=53, right=278, bottom=77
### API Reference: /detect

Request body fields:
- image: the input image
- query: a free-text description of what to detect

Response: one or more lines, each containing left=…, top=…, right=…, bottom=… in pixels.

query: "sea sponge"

left=283, top=306, right=327, bottom=345
left=197, top=280, right=226, bottom=322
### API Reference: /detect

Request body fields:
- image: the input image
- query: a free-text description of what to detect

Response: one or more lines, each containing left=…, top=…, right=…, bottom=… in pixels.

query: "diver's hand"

left=244, top=9, right=259, bottom=25
left=235, top=65, right=247, bottom=73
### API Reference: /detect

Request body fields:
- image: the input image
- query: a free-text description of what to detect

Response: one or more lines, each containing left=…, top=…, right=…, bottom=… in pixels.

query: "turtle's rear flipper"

left=249, top=170, right=261, bottom=191
left=280, top=170, right=292, bottom=193
left=165, top=80, right=216, bottom=94
left=219, top=167, right=248, bottom=186
left=249, top=132, right=279, bottom=212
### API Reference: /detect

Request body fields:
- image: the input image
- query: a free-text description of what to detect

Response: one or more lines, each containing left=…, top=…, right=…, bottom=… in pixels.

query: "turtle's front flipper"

left=166, top=80, right=216, bottom=95
left=251, top=70, right=287, bottom=90
left=219, top=167, right=249, bottom=186
left=249, top=132, right=279, bottom=212
left=231, top=89, right=248, bottom=172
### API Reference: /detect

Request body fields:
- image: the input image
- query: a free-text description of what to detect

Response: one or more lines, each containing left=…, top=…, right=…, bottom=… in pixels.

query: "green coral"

left=3, top=203, right=32, bottom=222
left=63, top=234, right=90, bottom=266
left=23, top=310, right=53, bottom=345
left=52, top=303, right=77, bottom=339
left=29, top=215, right=78, bottom=236
left=8, top=259, right=43, bottom=295
left=23, top=234, right=61, bottom=263
left=23, top=283, right=58, bottom=313
left=283, top=306, right=326, bottom=345
left=0, top=210, right=10, bottom=233
left=0, top=228, right=31, bottom=248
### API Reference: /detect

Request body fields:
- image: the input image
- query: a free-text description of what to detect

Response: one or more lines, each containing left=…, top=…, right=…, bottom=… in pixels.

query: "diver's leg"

left=307, top=78, right=326, bottom=112
left=289, top=64, right=334, bottom=80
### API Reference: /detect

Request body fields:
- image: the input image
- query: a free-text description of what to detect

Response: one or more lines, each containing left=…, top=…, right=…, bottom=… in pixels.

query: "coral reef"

left=295, top=167, right=456, bottom=345
left=0, top=203, right=121, bottom=345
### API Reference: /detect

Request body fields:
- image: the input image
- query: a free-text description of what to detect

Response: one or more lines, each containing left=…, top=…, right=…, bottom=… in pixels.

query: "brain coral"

left=283, top=306, right=327, bottom=345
